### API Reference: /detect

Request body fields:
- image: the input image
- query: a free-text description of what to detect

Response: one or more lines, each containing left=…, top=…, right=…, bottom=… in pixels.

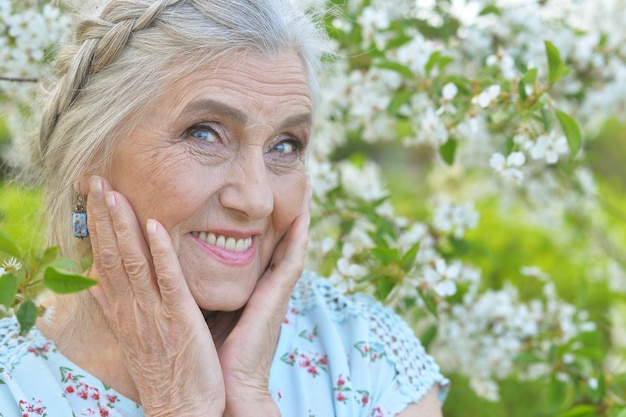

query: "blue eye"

left=189, top=126, right=218, bottom=142
left=273, top=140, right=298, bottom=154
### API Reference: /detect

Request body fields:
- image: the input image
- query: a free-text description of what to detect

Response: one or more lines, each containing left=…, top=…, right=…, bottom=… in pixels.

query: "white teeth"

left=235, top=238, right=247, bottom=252
left=193, top=231, right=252, bottom=252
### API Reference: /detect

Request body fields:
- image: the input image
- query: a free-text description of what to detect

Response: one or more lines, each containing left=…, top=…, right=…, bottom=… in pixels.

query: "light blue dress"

left=0, top=271, right=448, bottom=417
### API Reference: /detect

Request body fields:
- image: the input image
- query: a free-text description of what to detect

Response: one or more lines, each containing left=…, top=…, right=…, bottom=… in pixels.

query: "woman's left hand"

left=218, top=184, right=311, bottom=417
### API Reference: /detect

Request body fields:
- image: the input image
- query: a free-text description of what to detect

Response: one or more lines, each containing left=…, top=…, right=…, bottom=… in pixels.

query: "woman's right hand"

left=87, top=175, right=226, bottom=417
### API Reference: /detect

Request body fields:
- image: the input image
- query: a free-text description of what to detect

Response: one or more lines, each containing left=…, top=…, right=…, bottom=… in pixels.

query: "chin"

left=192, top=281, right=257, bottom=312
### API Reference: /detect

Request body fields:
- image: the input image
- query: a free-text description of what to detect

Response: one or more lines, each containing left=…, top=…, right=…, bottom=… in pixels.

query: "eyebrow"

left=182, top=98, right=312, bottom=130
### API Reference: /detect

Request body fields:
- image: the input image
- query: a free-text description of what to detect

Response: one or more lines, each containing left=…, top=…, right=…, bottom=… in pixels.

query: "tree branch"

left=0, top=76, right=39, bottom=83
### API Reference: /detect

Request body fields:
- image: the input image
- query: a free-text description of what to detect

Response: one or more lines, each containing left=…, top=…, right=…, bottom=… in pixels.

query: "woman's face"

left=108, top=52, right=312, bottom=311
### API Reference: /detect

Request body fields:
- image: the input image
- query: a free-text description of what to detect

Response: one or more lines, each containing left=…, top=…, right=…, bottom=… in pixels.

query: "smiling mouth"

left=191, top=231, right=253, bottom=253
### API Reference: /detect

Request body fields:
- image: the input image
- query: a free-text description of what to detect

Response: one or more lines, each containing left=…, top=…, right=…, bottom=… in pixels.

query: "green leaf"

left=548, top=375, right=567, bottom=410
left=439, top=138, right=458, bottom=165
left=400, top=242, right=421, bottom=273
left=530, top=92, right=549, bottom=112
left=375, top=61, right=414, bottom=80
left=518, top=79, right=527, bottom=102
left=556, top=405, right=597, bottom=417
left=0, top=230, right=20, bottom=258
left=418, top=289, right=439, bottom=318
left=479, top=5, right=501, bottom=15
left=424, top=52, right=440, bottom=74
left=45, top=258, right=78, bottom=272
left=544, top=40, right=564, bottom=85
left=43, top=267, right=97, bottom=294
left=16, top=300, right=37, bottom=335
left=0, top=274, right=19, bottom=308
left=522, top=67, right=538, bottom=84
left=375, top=275, right=396, bottom=301
left=387, top=90, right=413, bottom=116
left=371, top=247, right=400, bottom=263
left=556, top=109, right=582, bottom=158
left=541, top=108, right=556, bottom=131
left=513, top=352, right=543, bottom=364
left=38, top=246, right=59, bottom=267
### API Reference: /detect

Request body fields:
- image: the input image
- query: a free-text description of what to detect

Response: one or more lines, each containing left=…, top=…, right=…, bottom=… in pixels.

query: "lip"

left=191, top=230, right=258, bottom=266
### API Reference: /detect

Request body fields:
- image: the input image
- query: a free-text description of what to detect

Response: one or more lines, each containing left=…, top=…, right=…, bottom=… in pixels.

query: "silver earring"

left=72, top=194, right=88, bottom=239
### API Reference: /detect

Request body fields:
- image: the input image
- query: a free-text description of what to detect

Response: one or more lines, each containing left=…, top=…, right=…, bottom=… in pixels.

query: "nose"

left=218, top=146, right=274, bottom=221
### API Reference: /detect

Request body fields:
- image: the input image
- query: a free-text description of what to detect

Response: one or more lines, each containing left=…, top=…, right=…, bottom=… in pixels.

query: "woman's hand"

left=218, top=183, right=312, bottom=417
left=87, top=174, right=310, bottom=417
left=87, top=175, right=226, bottom=417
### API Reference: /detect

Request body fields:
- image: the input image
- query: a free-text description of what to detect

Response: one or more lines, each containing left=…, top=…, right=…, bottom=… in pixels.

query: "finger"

left=265, top=178, right=311, bottom=269
left=239, top=209, right=310, bottom=332
left=146, top=219, right=199, bottom=316
left=301, top=175, right=312, bottom=214
left=265, top=210, right=310, bottom=295
left=105, top=190, right=159, bottom=305
left=87, top=176, right=127, bottom=303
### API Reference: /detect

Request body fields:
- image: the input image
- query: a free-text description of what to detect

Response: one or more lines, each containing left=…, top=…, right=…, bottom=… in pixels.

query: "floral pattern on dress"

left=333, top=374, right=352, bottom=404
left=332, top=374, right=374, bottom=410
left=18, top=398, right=47, bottom=416
left=298, top=326, right=318, bottom=342
left=280, top=348, right=329, bottom=377
left=27, top=341, right=55, bottom=360
left=283, top=307, right=303, bottom=325
left=354, top=341, right=385, bottom=363
left=60, top=366, right=120, bottom=416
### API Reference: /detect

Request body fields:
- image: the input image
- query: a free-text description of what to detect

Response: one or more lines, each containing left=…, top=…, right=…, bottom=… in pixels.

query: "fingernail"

left=104, top=192, right=116, bottom=209
left=90, top=176, right=103, bottom=198
left=147, top=219, right=157, bottom=234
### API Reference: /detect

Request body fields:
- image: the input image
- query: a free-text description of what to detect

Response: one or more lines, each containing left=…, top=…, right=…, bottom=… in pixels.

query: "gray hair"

left=32, top=0, right=327, bottom=265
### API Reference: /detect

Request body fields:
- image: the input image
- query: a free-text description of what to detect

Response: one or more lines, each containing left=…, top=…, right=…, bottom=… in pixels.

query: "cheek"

left=111, top=145, right=207, bottom=230
left=270, top=172, right=307, bottom=233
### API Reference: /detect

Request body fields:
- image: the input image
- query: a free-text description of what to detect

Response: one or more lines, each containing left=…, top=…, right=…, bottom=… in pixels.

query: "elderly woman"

left=0, top=0, right=448, bottom=416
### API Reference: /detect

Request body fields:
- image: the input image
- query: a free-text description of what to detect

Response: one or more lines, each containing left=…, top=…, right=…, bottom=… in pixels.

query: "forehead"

left=162, top=51, right=313, bottom=119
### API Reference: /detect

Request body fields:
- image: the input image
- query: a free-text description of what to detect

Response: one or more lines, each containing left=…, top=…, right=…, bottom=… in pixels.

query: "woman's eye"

left=188, top=125, right=219, bottom=142
left=272, top=139, right=300, bottom=154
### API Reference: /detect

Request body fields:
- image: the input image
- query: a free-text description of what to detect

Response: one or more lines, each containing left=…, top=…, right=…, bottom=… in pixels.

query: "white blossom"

left=489, top=152, right=526, bottom=184
left=395, top=34, right=438, bottom=75
left=472, top=85, right=501, bottom=108
left=338, top=160, right=388, bottom=201
left=0, top=258, right=22, bottom=275
left=422, top=258, right=461, bottom=297
left=442, top=82, right=458, bottom=100
left=432, top=199, right=479, bottom=239
left=358, top=6, right=390, bottom=40
left=530, top=133, right=569, bottom=164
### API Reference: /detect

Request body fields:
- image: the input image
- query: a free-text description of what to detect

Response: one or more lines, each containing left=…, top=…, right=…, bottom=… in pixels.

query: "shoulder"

left=287, top=270, right=449, bottom=401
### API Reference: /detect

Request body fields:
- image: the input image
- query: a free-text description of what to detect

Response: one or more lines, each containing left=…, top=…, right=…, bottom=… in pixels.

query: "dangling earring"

left=72, top=194, right=89, bottom=239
